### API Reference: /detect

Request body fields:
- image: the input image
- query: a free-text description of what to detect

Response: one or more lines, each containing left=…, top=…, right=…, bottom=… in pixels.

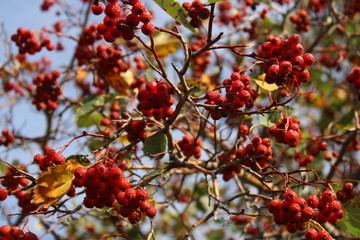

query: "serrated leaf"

left=32, top=160, right=82, bottom=208
left=143, top=133, right=167, bottom=158
left=342, top=198, right=360, bottom=237
left=152, top=0, right=197, bottom=33
left=253, top=74, right=279, bottom=91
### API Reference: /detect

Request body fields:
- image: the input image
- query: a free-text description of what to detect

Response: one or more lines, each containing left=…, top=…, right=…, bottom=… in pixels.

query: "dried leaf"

left=32, top=160, right=82, bottom=208
left=103, top=70, right=135, bottom=95
left=145, top=32, right=180, bottom=58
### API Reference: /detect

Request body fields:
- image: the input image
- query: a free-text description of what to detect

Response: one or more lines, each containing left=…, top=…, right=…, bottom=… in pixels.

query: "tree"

left=0, top=0, right=359, bottom=239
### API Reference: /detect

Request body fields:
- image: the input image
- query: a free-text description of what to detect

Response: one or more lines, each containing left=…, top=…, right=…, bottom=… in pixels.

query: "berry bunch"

left=336, top=182, right=356, bottom=202
left=218, top=152, right=239, bottom=181
left=137, top=81, right=175, bottom=120
left=11, top=28, right=54, bottom=55
left=0, top=128, right=15, bottom=147
left=75, top=24, right=103, bottom=66
left=290, top=9, right=311, bottom=32
left=177, top=135, right=202, bottom=159
left=125, top=120, right=147, bottom=142
left=40, top=0, right=55, bottom=11
left=33, top=148, right=66, bottom=171
left=345, top=66, right=360, bottom=89
left=204, top=72, right=258, bottom=120
left=269, top=116, right=301, bottom=147
left=94, top=44, right=128, bottom=76
left=235, top=137, right=273, bottom=172
left=217, top=1, right=245, bottom=27
left=344, top=0, right=360, bottom=20
left=92, top=0, right=155, bottom=42
left=268, top=189, right=344, bottom=235
left=1, top=167, right=29, bottom=192
left=304, top=229, right=333, bottom=240
left=307, top=140, right=328, bottom=156
left=0, top=225, right=38, bottom=240
left=72, top=161, right=156, bottom=224
left=189, top=37, right=211, bottom=78
left=307, top=0, right=328, bottom=12
left=32, top=70, right=62, bottom=111
left=256, top=34, right=315, bottom=86
left=182, top=0, right=210, bottom=28
left=3, top=81, right=25, bottom=96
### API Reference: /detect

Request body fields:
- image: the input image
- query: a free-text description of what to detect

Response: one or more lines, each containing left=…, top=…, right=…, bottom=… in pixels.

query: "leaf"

left=32, top=160, right=82, bottom=208
left=341, top=198, right=360, bottom=237
left=206, top=229, right=225, bottom=240
left=338, top=111, right=354, bottom=125
left=77, top=112, right=102, bottom=127
left=145, top=32, right=180, bottom=58
left=103, top=70, right=135, bottom=95
left=207, top=0, right=223, bottom=3
left=143, top=133, right=167, bottom=158
left=152, top=0, right=196, bottom=33
left=259, top=111, right=281, bottom=127
left=253, top=74, right=279, bottom=91
left=66, top=155, right=90, bottom=165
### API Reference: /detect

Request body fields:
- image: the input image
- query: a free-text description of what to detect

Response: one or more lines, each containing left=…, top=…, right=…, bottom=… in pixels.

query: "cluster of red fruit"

left=0, top=129, right=15, bottom=147
left=268, top=189, right=344, bottom=236
left=137, top=81, right=175, bottom=120
left=177, top=135, right=202, bottom=159
left=91, top=0, right=155, bottom=42
left=75, top=24, right=102, bottom=66
left=11, top=28, right=54, bottom=55
left=3, top=81, right=25, bottom=96
left=125, top=120, right=148, bottom=142
left=204, top=72, right=258, bottom=120
left=336, top=182, right=356, bottom=202
left=269, top=116, right=301, bottom=147
left=257, top=34, right=315, bottom=86
left=217, top=1, right=246, bottom=27
left=189, top=37, right=211, bottom=78
left=307, top=0, right=328, bottom=12
left=304, top=228, right=334, bottom=240
left=94, top=44, right=128, bottom=76
left=345, top=66, right=360, bottom=89
left=182, top=0, right=210, bottom=28
left=33, top=148, right=66, bottom=171
left=0, top=226, right=38, bottom=240
left=31, top=70, right=62, bottom=111
left=290, top=9, right=311, bottom=32
left=235, top=137, right=273, bottom=172
left=72, top=161, right=156, bottom=224
left=344, top=0, right=360, bottom=20
left=40, top=0, right=55, bottom=11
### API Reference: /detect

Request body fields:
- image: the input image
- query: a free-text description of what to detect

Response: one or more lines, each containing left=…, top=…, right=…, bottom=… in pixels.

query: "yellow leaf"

left=31, top=160, right=81, bottom=208
left=253, top=73, right=279, bottom=91
left=103, top=69, right=135, bottom=95
left=145, top=32, right=180, bottom=58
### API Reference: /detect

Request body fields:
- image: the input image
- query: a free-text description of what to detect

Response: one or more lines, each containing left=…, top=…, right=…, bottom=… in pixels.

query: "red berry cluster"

left=3, top=81, right=25, bottom=96
left=235, top=137, right=273, bottom=172
left=0, top=129, right=15, bottom=147
left=94, top=44, right=128, bottom=76
left=308, top=140, right=328, bottom=156
left=40, top=0, right=55, bottom=11
left=345, top=67, right=360, bottom=89
left=268, top=189, right=344, bottom=235
left=137, top=81, right=175, bottom=120
left=204, top=72, right=258, bottom=120
left=0, top=226, right=38, bottom=240
left=307, top=0, right=328, bottom=12
left=219, top=152, right=239, bottom=181
left=344, top=0, right=360, bottom=20
left=75, top=24, right=103, bottom=66
left=125, top=120, right=148, bottom=142
left=11, top=28, right=54, bottom=55
left=33, top=148, right=66, bottom=171
left=256, top=34, right=315, bottom=86
left=177, top=135, right=202, bottom=159
left=1, top=167, right=29, bottom=192
left=92, top=0, right=155, bottom=43
left=72, top=161, right=156, bottom=224
left=217, top=2, right=245, bottom=27
left=182, top=0, right=210, bottom=28
left=290, top=9, right=311, bottom=32
left=336, top=182, right=356, bottom=202
left=269, top=116, right=301, bottom=147
left=189, top=37, right=211, bottom=78
left=304, top=228, right=333, bottom=240
left=32, top=70, right=62, bottom=111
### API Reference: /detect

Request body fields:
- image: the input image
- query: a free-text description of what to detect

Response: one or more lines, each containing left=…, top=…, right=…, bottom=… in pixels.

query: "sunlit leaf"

left=145, top=32, right=180, bottom=58
left=152, top=0, right=196, bottom=33
left=253, top=74, right=279, bottom=91
left=143, top=133, right=167, bottom=158
left=32, top=160, right=82, bottom=208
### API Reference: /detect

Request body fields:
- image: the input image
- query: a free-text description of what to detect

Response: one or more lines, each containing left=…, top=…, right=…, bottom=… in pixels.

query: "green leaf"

left=206, top=229, right=225, bottom=240
left=206, top=0, right=223, bottom=3
left=66, top=155, right=90, bottom=165
left=338, top=111, right=354, bottom=125
left=342, top=198, right=360, bottom=237
left=152, top=0, right=197, bottom=33
left=259, top=112, right=281, bottom=127
left=87, top=139, right=107, bottom=151
left=143, top=133, right=167, bottom=158
left=77, top=112, right=103, bottom=127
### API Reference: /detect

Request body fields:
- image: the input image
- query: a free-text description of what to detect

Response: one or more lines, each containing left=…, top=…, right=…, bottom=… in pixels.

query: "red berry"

left=91, top=3, right=104, bottom=15
left=145, top=206, right=157, bottom=218
left=0, top=188, right=8, bottom=201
